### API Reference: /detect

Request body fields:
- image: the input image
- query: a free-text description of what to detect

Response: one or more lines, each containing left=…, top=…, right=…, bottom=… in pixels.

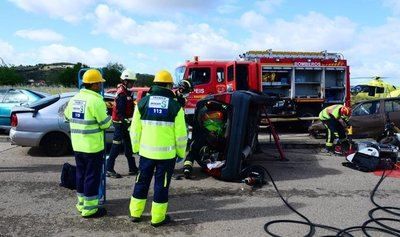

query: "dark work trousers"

left=75, top=151, right=104, bottom=198
left=185, top=136, right=207, bottom=168
left=323, top=118, right=346, bottom=147
left=107, top=122, right=137, bottom=172
left=132, top=156, right=176, bottom=203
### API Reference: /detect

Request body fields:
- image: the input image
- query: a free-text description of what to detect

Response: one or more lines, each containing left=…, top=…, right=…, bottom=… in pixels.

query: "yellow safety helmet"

left=82, top=69, right=105, bottom=84
left=153, top=70, right=173, bottom=84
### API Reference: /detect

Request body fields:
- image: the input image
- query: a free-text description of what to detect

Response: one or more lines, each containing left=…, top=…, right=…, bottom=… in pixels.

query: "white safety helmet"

left=120, top=69, right=137, bottom=81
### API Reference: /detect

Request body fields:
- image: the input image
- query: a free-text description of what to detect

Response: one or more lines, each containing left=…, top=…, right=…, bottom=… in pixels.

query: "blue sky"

left=1, top=0, right=400, bottom=85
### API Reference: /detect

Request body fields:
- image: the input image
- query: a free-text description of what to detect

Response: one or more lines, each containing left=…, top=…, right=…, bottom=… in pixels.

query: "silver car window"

left=0, top=90, right=6, bottom=102
left=4, top=90, right=28, bottom=103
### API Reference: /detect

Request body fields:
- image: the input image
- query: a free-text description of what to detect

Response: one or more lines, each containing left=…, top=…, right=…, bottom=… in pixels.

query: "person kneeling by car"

left=319, top=104, right=351, bottom=154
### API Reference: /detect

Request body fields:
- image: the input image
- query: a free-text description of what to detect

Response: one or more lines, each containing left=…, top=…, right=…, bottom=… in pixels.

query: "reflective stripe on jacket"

left=319, top=104, right=342, bottom=121
left=130, top=86, right=187, bottom=160
left=64, top=89, right=112, bottom=153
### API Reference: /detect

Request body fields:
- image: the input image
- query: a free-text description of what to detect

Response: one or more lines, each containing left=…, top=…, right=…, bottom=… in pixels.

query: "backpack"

left=346, top=145, right=397, bottom=172
left=60, top=162, right=76, bottom=190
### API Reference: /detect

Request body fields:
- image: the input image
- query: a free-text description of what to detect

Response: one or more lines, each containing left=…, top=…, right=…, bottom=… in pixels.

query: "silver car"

left=9, top=92, right=115, bottom=156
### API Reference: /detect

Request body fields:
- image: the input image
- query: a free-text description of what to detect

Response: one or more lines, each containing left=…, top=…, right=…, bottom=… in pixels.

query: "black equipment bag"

left=60, top=162, right=76, bottom=190
left=346, top=144, right=397, bottom=172
left=351, top=152, right=381, bottom=172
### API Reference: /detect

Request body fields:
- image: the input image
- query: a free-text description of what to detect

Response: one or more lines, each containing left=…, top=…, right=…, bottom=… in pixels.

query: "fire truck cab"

left=174, top=58, right=261, bottom=116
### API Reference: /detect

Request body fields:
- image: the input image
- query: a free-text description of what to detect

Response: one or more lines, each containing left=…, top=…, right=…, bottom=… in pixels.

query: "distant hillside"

left=14, top=63, right=75, bottom=84
left=4, top=62, right=155, bottom=87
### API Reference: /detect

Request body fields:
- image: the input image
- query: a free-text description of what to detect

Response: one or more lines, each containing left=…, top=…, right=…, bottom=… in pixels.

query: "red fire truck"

left=175, top=50, right=351, bottom=124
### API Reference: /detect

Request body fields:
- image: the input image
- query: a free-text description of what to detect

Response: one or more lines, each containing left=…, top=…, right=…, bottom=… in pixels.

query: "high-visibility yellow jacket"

left=319, top=104, right=348, bottom=122
left=130, top=86, right=187, bottom=159
left=64, top=89, right=112, bottom=153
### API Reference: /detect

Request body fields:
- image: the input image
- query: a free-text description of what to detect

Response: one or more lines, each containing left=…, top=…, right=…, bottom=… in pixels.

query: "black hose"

left=242, top=165, right=400, bottom=236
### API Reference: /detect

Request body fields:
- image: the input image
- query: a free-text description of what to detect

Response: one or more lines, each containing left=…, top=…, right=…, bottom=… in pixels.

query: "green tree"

left=56, top=63, right=87, bottom=87
left=135, top=73, right=154, bottom=87
left=0, top=66, right=24, bottom=85
left=102, top=62, right=125, bottom=87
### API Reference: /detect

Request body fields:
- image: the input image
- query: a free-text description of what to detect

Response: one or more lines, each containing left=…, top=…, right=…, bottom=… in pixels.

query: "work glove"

left=124, top=118, right=132, bottom=123
left=176, top=157, right=184, bottom=163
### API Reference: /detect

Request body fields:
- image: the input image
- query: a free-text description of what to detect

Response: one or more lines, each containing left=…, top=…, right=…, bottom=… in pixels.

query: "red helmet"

left=340, top=106, right=351, bottom=117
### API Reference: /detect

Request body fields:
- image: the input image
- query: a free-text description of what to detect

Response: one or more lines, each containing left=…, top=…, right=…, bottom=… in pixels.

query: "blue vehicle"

left=0, top=88, right=48, bottom=132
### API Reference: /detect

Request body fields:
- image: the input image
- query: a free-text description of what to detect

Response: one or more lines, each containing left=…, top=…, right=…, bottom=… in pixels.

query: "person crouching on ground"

left=319, top=104, right=351, bottom=153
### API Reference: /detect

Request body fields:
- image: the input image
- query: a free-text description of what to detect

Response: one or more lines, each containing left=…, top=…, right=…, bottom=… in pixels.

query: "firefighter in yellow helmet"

left=129, top=70, right=187, bottom=227
left=319, top=104, right=351, bottom=153
left=64, top=69, right=112, bottom=218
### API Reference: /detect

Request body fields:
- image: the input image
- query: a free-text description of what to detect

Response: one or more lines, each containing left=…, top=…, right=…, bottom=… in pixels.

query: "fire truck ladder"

left=241, top=49, right=343, bottom=61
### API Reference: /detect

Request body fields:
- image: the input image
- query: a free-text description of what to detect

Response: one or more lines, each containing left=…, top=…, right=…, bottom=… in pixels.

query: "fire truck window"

left=236, top=64, right=249, bottom=90
left=188, top=68, right=211, bottom=86
left=217, top=68, right=224, bottom=83
left=227, top=65, right=234, bottom=82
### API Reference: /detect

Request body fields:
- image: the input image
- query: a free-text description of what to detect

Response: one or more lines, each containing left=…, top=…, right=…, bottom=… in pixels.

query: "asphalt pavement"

left=0, top=135, right=399, bottom=237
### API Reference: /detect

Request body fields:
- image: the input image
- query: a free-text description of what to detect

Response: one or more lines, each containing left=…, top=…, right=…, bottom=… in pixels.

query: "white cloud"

left=344, top=17, right=400, bottom=82
left=1, top=40, right=113, bottom=67
left=255, top=0, right=283, bottom=14
left=0, top=39, right=15, bottom=65
left=133, top=53, right=158, bottom=61
left=383, top=0, right=400, bottom=16
left=92, top=4, right=240, bottom=59
left=239, top=11, right=268, bottom=29
left=7, top=0, right=95, bottom=23
left=92, top=5, right=181, bottom=48
left=36, top=44, right=112, bottom=66
left=217, top=0, right=241, bottom=14
left=15, top=29, right=64, bottom=42
left=243, top=12, right=357, bottom=51
left=106, top=0, right=215, bottom=14
left=181, top=24, right=240, bottom=59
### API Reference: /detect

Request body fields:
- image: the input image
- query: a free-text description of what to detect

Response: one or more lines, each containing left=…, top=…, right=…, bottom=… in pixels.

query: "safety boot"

left=83, top=208, right=107, bottom=218
left=321, top=147, right=334, bottom=154
left=183, top=165, right=192, bottom=178
left=128, top=167, right=139, bottom=176
left=151, top=215, right=171, bottom=227
left=106, top=171, right=122, bottom=178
